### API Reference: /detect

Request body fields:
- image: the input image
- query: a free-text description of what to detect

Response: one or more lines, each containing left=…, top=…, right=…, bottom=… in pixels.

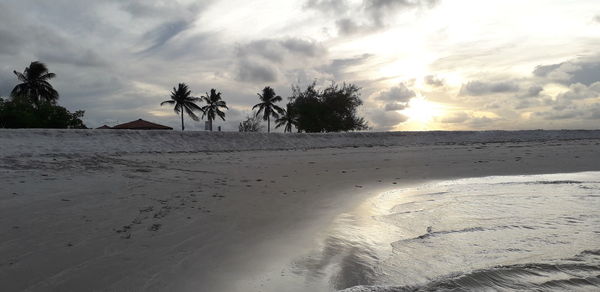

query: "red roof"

left=97, top=125, right=112, bottom=129
left=112, top=119, right=173, bottom=130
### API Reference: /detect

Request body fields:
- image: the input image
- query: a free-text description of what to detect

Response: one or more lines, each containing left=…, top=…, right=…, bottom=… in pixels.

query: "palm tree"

left=275, top=103, right=298, bottom=133
left=200, top=89, right=228, bottom=131
left=253, top=86, right=285, bottom=133
left=160, top=83, right=202, bottom=131
left=11, top=61, right=59, bottom=106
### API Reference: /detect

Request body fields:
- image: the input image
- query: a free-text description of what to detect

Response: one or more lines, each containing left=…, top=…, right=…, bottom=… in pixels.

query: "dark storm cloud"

left=459, top=80, right=520, bottom=96
left=533, top=56, right=600, bottom=86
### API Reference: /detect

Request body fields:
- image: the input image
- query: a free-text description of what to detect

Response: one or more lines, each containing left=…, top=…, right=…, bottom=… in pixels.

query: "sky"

left=0, top=0, right=599, bottom=131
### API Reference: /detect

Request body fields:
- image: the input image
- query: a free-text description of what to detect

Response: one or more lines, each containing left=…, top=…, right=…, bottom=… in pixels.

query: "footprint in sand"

left=149, top=224, right=161, bottom=231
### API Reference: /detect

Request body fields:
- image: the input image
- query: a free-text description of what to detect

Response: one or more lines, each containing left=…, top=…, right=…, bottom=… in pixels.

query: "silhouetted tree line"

left=238, top=83, right=367, bottom=133
left=0, top=61, right=86, bottom=128
left=1, top=60, right=367, bottom=132
left=162, top=82, right=367, bottom=133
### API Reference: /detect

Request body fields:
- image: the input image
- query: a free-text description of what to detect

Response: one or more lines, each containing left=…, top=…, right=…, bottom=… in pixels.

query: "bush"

left=238, top=112, right=263, bottom=132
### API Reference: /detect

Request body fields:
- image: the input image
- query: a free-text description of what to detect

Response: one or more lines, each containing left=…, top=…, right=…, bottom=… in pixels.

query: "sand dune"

left=1, top=130, right=599, bottom=291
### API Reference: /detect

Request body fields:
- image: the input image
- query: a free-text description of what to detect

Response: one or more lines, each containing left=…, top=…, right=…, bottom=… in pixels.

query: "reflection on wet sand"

left=287, top=172, right=600, bottom=291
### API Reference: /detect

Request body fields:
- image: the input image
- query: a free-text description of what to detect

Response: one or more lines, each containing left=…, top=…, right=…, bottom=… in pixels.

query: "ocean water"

left=285, top=172, right=600, bottom=291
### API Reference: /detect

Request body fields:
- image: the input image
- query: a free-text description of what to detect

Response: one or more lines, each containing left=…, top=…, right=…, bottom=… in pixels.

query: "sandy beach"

left=1, top=130, right=600, bottom=291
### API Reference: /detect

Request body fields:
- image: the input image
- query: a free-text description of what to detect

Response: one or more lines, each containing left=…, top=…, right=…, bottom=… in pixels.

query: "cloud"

left=322, top=54, right=373, bottom=79
left=536, top=110, right=580, bottom=121
left=236, top=60, right=279, bottom=83
left=533, top=56, right=600, bottom=86
left=594, top=15, right=600, bottom=23
left=368, top=110, right=409, bottom=130
left=556, top=82, right=600, bottom=100
left=138, top=20, right=191, bottom=53
left=440, top=112, right=469, bottom=124
left=304, top=0, right=440, bottom=36
left=424, top=75, right=444, bottom=87
left=522, top=85, right=543, bottom=98
left=235, top=38, right=328, bottom=83
left=467, top=116, right=499, bottom=128
left=384, top=102, right=408, bottom=111
left=0, top=29, right=23, bottom=55
left=365, top=0, right=439, bottom=27
left=460, top=80, right=520, bottom=96
left=303, top=0, right=349, bottom=14
left=377, top=82, right=416, bottom=102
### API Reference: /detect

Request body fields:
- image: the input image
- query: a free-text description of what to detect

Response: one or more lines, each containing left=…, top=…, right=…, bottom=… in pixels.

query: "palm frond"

left=183, top=105, right=200, bottom=121
left=13, top=71, right=27, bottom=82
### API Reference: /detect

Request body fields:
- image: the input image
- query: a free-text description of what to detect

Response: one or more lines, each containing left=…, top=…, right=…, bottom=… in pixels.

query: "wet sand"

left=1, top=138, right=600, bottom=291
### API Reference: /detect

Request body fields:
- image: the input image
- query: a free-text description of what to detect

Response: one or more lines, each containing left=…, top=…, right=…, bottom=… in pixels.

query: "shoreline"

left=1, top=136, right=600, bottom=291
left=2, top=129, right=600, bottom=157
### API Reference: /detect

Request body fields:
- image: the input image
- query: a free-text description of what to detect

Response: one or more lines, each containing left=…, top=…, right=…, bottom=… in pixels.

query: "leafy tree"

left=253, top=86, right=285, bottom=133
left=238, top=112, right=263, bottom=132
left=11, top=61, right=59, bottom=106
left=275, top=103, right=298, bottom=133
left=1, top=62, right=86, bottom=129
left=201, top=89, right=228, bottom=131
left=289, top=81, right=367, bottom=132
left=0, top=96, right=86, bottom=128
left=160, top=83, right=202, bottom=131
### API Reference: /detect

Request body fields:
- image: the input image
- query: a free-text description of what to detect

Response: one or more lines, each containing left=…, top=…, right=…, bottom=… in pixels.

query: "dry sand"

left=1, top=132, right=600, bottom=291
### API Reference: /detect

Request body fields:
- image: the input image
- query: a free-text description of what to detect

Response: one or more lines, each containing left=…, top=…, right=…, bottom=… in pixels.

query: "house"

left=96, top=125, right=112, bottom=129
left=110, top=119, right=173, bottom=130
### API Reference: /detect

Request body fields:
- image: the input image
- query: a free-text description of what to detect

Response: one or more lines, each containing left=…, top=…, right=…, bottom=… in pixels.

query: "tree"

left=289, top=81, right=368, bottom=132
left=0, top=96, right=86, bottom=129
left=160, top=83, right=202, bottom=131
left=238, top=112, right=263, bottom=132
left=11, top=61, right=59, bottom=106
left=275, top=103, right=298, bottom=133
left=200, top=89, right=228, bottom=131
left=253, top=86, right=285, bottom=133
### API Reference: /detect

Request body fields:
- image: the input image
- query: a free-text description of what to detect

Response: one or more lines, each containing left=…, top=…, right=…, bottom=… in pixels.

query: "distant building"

left=111, top=119, right=173, bottom=130
left=96, top=125, right=112, bottom=129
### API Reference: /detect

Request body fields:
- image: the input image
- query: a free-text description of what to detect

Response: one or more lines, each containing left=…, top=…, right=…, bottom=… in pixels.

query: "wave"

left=340, top=250, right=600, bottom=291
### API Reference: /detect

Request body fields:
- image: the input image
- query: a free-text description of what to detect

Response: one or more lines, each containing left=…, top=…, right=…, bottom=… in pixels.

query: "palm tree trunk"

left=268, top=116, right=270, bottom=133
left=181, top=111, right=184, bottom=131
left=210, top=118, right=213, bottom=132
